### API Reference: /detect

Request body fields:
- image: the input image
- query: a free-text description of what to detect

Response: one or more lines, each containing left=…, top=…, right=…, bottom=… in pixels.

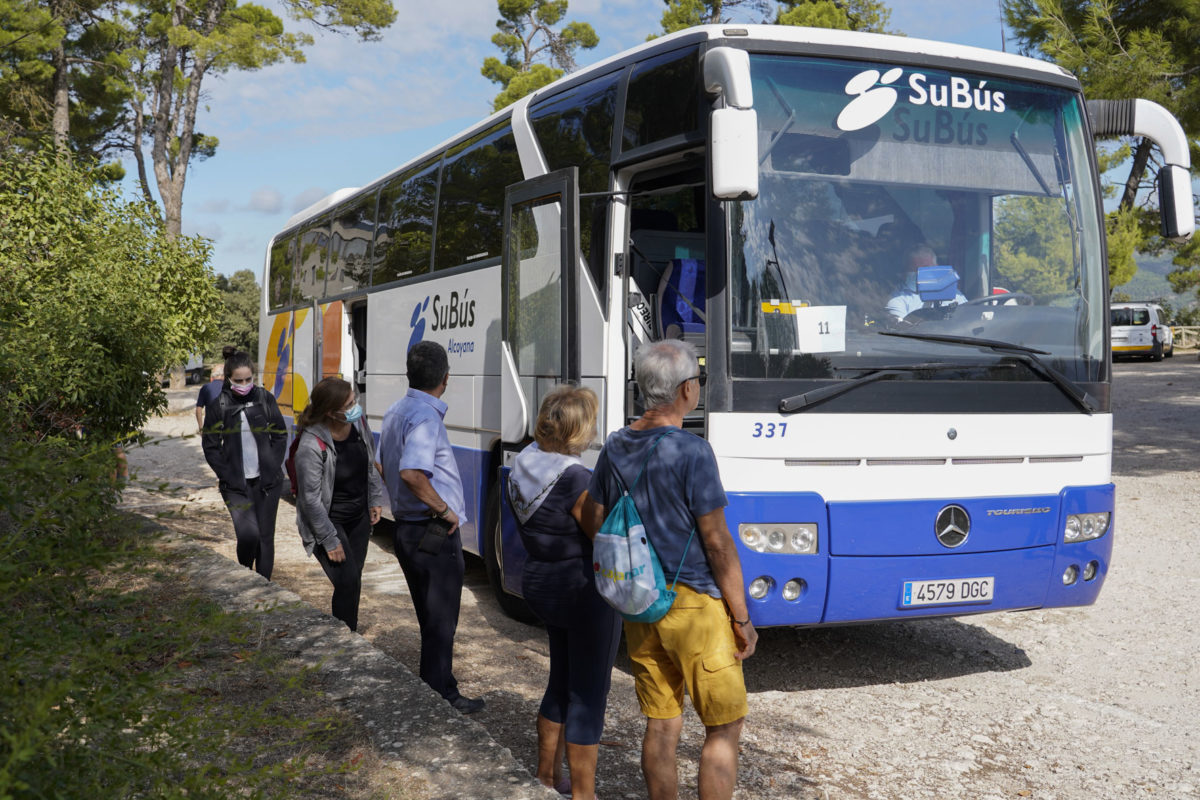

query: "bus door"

left=499, top=167, right=581, bottom=443
left=621, top=165, right=709, bottom=429
left=346, top=300, right=368, bottom=412
left=492, top=167, right=580, bottom=598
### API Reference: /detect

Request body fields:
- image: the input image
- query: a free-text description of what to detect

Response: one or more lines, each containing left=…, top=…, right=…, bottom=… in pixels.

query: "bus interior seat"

left=658, top=258, right=706, bottom=338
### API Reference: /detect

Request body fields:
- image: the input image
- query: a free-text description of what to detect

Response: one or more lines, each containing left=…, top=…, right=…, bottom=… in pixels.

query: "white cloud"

left=245, top=187, right=284, bottom=214
left=291, top=186, right=329, bottom=212
left=195, top=0, right=501, bottom=144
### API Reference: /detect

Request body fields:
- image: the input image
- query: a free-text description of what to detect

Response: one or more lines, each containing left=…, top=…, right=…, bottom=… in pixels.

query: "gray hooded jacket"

left=294, top=421, right=386, bottom=556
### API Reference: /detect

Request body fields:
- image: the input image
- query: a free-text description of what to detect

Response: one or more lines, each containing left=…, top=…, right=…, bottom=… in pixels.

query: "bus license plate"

left=902, top=577, right=994, bottom=607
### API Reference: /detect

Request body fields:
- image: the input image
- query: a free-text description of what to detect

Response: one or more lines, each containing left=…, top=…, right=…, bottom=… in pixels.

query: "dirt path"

left=126, top=361, right=1200, bottom=799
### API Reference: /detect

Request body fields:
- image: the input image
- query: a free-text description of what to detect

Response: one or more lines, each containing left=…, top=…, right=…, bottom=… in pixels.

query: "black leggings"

left=313, top=513, right=373, bottom=631
left=220, top=479, right=281, bottom=579
left=525, top=560, right=623, bottom=745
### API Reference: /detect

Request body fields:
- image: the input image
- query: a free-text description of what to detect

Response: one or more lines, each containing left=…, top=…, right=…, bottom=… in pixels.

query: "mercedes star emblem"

left=935, top=504, right=970, bottom=548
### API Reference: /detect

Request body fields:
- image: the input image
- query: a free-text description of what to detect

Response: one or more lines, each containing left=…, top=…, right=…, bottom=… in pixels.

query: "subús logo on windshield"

left=836, top=67, right=1007, bottom=132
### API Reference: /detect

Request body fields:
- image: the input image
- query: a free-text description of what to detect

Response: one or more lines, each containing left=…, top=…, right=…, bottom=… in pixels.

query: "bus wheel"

left=483, top=489, right=539, bottom=624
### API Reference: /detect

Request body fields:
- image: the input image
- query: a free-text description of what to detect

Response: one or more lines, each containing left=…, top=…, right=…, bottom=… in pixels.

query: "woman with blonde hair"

left=293, top=377, right=384, bottom=632
left=509, top=386, right=620, bottom=800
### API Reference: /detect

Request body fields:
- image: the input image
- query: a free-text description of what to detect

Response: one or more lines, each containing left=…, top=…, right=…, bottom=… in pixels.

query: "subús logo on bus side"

left=836, top=67, right=1007, bottom=142
left=407, top=290, right=478, bottom=353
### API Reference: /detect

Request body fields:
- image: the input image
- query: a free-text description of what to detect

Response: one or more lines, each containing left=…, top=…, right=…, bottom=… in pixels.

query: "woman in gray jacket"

left=294, top=377, right=385, bottom=631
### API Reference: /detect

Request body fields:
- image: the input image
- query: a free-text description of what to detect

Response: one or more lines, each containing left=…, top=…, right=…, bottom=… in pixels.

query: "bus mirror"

left=703, top=47, right=753, bottom=110
left=704, top=46, right=758, bottom=200
left=712, top=108, right=759, bottom=199
left=1157, top=164, right=1195, bottom=242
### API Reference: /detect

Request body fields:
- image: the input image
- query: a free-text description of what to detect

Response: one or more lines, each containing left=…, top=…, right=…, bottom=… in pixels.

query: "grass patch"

left=1, top=442, right=424, bottom=800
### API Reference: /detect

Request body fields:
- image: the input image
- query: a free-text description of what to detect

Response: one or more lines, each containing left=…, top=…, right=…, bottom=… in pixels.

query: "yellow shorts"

left=624, top=583, right=748, bottom=727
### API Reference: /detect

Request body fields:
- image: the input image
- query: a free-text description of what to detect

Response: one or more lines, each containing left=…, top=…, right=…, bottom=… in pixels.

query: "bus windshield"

left=729, top=54, right=1106, bottom=388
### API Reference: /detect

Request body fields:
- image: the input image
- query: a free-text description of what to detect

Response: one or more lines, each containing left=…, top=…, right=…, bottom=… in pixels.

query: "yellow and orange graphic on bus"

left=263, top=310, right=306, bottom=417
left=262, top=303, right=344, bottom=420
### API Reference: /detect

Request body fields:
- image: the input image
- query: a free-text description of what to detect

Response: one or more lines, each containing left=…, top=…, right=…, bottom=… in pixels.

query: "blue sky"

left=150, top=0, right=1015, bottom=278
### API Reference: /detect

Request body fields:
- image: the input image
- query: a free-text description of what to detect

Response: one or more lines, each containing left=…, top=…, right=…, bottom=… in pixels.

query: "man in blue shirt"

left=379, top=341, right=482, bottom=714
left=194, top=363, right=224, bottom=431
left=585, top=339, right=757, bottom=800
left=885, top=244, right=967, bottom=321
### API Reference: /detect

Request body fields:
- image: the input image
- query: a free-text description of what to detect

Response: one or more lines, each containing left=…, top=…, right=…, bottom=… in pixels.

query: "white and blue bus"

left=258, top=24, right=1194, bottom=626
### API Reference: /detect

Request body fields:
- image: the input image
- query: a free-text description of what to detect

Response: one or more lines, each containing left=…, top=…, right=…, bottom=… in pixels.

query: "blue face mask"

left=341, top=403, right=364, bottom=424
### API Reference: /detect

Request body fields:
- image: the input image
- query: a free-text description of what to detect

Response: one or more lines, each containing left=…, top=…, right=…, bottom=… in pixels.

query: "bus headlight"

left=748, top=576, right=774, bottom=599
left=739, top=523, right=818, bottom=554
left=782, top=579, right=806, bottom=602
left=1064, top=512, right=1110, bottom=543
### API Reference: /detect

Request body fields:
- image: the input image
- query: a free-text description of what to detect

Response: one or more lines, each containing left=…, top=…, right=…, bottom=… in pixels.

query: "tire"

left=483, top=488, right=539, bottom=624
left=1166, top=340, right=1174, bottom=358
left=1150, top=341, right=1164, bottom=362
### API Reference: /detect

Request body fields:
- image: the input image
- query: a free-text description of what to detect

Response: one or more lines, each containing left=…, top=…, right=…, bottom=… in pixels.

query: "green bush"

left=0, top=151, right=376, bottom=799
left=0, top=148, right=219, bottom=444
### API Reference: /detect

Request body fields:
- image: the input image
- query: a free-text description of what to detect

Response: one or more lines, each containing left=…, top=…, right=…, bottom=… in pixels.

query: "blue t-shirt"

left=589, top=426, right=727, bottom=597
left=196, top=380, right=222, bottom=409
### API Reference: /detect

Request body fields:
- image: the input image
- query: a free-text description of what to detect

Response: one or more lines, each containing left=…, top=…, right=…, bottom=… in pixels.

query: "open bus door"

left=488, top=167, right=580, bottom=617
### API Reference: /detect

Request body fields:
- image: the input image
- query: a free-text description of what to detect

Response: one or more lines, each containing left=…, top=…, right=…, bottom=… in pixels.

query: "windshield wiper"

left=877, top=330, right=1096, bottom=414
left=759, top=77, right=797, bottom=166
left=1010, top=131, right=1054, bottom=196
left=778, top=362, right=961, bottom=413
left=879, top=330, right=1049, bottom=355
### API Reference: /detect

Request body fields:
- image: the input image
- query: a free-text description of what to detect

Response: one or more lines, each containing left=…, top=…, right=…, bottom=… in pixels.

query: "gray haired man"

left=585, top=339, right=757, bottom=800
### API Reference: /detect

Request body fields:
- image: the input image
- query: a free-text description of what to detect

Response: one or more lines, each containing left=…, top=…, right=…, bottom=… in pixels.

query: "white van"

left=1111, top=302, right=1174, bottom=361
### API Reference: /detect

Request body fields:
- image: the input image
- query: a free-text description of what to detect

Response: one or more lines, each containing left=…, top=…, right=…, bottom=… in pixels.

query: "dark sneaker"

left=449, top=695, right=485, bottom=714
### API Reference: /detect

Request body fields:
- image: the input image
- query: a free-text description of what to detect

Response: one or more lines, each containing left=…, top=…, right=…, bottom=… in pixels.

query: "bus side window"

left=530, top=71, right=620, bottom=296
left=269, top=235, right=296, bottom=310
left=621, top=46, right=701, bottom=153
left=373, top=160, right=438, bottom=286
left=435, top=122, right=522, bottom=271
left=295, top=218, right=330, bottom=302
left=327, top=192, right=376, bottom=296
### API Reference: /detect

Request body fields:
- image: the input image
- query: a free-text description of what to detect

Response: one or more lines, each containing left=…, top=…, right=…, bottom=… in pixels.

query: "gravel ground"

left=124, top=358, right=1200, bottom=799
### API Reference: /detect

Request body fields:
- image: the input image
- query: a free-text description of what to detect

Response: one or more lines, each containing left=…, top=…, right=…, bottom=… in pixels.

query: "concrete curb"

left=159, top=529, right=558, bottom=800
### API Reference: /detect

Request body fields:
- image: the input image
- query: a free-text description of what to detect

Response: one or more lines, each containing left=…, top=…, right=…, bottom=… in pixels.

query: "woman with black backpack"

left=293, top=377, right=384, bottom=632
left=200, top=351, right=287, bottom=579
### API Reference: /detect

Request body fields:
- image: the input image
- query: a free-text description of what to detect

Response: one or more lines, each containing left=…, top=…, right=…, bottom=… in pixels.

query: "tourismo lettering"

left=986, top=507, right=1052, bottom=516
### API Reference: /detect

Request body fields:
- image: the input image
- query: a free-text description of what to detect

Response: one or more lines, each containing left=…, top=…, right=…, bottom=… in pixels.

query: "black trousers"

left=220, top=479, right=281, bottom=579
left=393, top=520, right=465, bottom=700
left=313, top=512, right=373, bottom=632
